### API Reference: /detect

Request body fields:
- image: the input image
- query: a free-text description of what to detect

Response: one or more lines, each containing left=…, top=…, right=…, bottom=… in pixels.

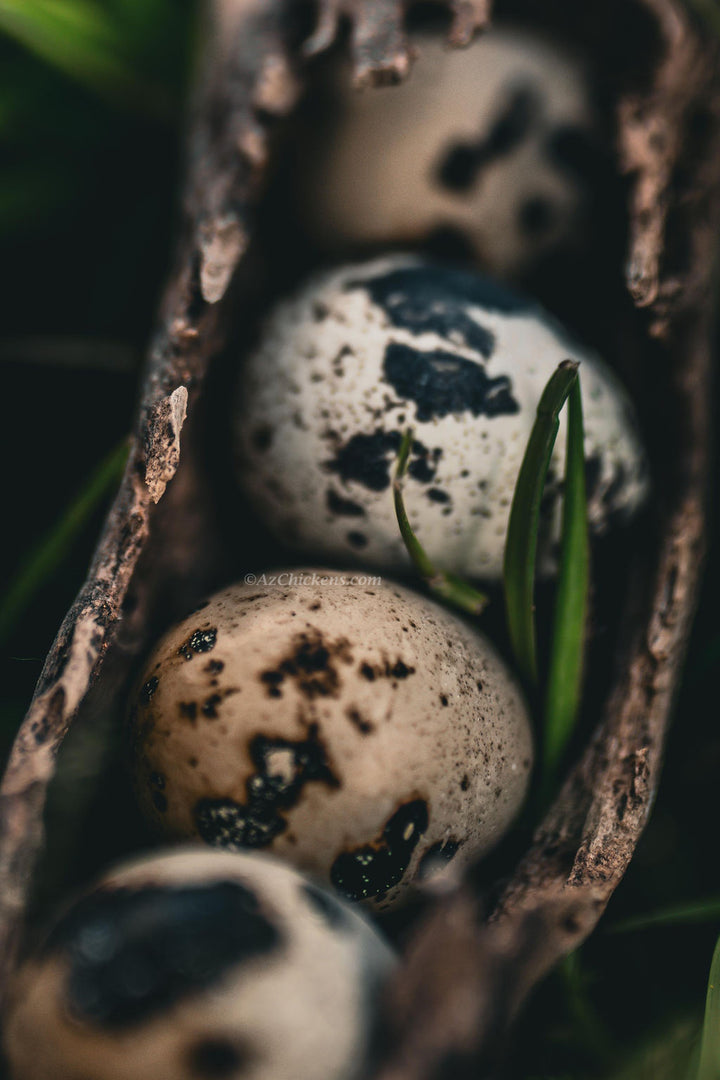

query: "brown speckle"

left=260, top=630, right=353, bottom=701
left=346, top=707, right=374, bottom=735
left=202, top=694, right=222, bottom=719
left=140, top=676, right=158, bottom=704
left=178, top=627, right=218, bottom=660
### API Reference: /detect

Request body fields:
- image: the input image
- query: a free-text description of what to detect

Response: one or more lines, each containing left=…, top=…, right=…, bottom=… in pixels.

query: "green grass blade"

left=0, top=438, right=130, bottom=647
left=697, top=934, right=720, bottom=1080
left=610, top=898, right=720, bottom=934
left=0, top=0, right=170, bottom=113
left=394, top=429, right=489, bottom=616
left=503, top=360, right=579, bottom=686
left=543, top=375, right=589, bottom=787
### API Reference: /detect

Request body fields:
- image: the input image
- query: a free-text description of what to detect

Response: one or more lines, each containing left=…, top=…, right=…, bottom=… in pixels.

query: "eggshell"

left=130, top=571, right=533, bottom=910
left=235, top=255, right=649, bottom=580
left=297, top=29, right=599, bottom=275
left=4, top=849, right=395, bottom=1080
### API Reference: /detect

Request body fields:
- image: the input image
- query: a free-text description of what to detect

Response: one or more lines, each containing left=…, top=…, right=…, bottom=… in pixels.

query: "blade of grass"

left=503, top=360, right=579, bottom=687
left=697, top=933, right=720, bottom=1080
left=542, top=375, right=589, bottom=789
left=0, top=0, right=171, bottom=115
left=610, top=898, right=720, bottom=934
left=0, top=438, right=130, bottom=648
left=394, top=428, right=489, bottom=616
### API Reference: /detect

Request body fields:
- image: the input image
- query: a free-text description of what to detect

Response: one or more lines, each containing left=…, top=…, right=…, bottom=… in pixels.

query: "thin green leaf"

left=610, top=898, right=720, bottom=934
left=394, top=429, right=489, bottom=617
left=0, top=0, right=171, bottom=115
left=697, top=933, right=720, bottom=1080
left=0, top=438, right=130, bottom=647
left=543, top=375, right=589, bottom=788
left=503, top=360, right=579, bottom=686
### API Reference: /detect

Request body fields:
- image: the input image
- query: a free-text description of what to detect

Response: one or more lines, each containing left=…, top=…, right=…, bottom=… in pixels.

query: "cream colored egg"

left=235, top=255, right=649, bottom=581
left=297, top=29, right=597, bottom=276
left=4, top=849, right=395, bottom=1080
left=130, top=572, right=532, bottom=910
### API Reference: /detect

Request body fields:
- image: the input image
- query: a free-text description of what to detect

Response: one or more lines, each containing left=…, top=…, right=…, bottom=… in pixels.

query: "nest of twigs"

left=1, top=0, right=720, bottom=1076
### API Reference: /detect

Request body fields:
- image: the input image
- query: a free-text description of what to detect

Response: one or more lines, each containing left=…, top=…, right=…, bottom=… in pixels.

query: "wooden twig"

left=0, top=9, right=717, bottom=1080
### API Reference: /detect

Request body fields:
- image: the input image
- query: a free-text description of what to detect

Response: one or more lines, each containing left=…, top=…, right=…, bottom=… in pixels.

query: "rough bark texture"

left=0, top=1, right=718, bottom=1076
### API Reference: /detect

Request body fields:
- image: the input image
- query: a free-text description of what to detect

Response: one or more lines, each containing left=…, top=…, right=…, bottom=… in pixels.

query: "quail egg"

left=235, top=255, right=649, bottom=580
left=297, top=28, right=599, bottom=276
left=3, top=848, right=396, bottom=1080
left=129, top=571, right=532, bottom=909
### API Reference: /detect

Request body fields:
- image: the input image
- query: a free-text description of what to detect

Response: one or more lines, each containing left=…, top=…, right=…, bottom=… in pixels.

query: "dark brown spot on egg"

left=346, top=707, right=374, bottom=735
left=202, top=694, right=222, bottom=719
left=330, top=799, right=429, bottom=902
left=152, top=791, right=168, bottom=813
left=326, top=488, right=366, bottom=517
left=260, top=671, right=284, bottom=698
left=389, top=659, right=414, bottom=679
left=359, top=657, right=416, bottom=681
left=43, top=882, right=280, bottom=1029
left=179, top=702, right=198, bottom=722
left=260, top=631, right=353, bottom=701
left=178, top=628, right=218, bottom=661
left=251, top=425, right=273, bottom=452
left=189, top=1038, right=250, bottom=1077
left=518, top=195, right=558, bottom=237
left=140, top=677, right=158, bottom=704
left=194, top=725, right=339, bottom=850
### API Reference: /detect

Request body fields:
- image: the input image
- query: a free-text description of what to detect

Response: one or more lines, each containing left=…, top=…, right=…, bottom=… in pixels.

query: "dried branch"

left=618, top=0, right=713, bottom=315
left=0, top=0, right=301, bottom=990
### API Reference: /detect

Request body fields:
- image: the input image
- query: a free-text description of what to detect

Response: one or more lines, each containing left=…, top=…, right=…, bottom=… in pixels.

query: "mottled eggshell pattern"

left=297, top=29, right=598, bottom=276
left=130, top=572, right=533, bottom=910
left=235, top=255, right=649, bottom=580
left=4, top=848, right=396, bottom=1080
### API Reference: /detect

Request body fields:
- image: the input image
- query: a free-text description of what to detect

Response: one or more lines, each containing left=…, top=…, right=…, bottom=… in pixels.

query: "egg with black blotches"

left=296, top=28, right=601, bottom=276
left=129, top=571, right=533, bottom=910
left=3, top=848, right=396, bottom=1080
left=235, top=255, right=649, bottom=581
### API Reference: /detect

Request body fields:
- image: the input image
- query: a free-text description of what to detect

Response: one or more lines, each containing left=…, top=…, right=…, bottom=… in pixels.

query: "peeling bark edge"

left=0, top=0, right=302, bottom=988
left=0, top=10, right=715, bottom=1078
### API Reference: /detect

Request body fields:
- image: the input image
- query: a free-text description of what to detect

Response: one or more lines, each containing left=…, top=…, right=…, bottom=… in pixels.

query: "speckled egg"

left=129, top=572, right=532, bottom=909
left=4, top=848, right=396, bottom=1080
left=297, top=28, right=599, bottom=276
left=235, top=256, right=649, bottom=580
